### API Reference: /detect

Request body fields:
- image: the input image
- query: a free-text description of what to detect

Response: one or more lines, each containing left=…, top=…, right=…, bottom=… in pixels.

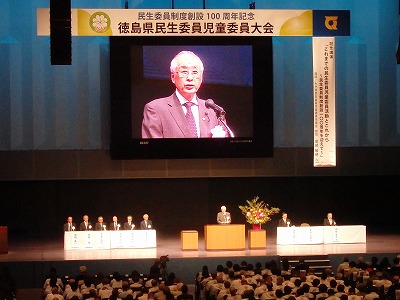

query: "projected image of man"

left=141, top=51, right=230, bottom=138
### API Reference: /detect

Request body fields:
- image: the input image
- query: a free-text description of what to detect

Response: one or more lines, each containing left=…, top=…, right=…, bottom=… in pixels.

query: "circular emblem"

left=89, top=12, right=111, bottom=33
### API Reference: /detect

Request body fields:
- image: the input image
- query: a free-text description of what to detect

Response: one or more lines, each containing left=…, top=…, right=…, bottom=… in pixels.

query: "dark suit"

left=323, top=218, right=336, bottom=226
left=63, top=222, right=76, bottom=232
left=95, top=222, right=106, bottom=231
left=142, top=93, right=225, bottom=138
left=217, top=212, right=231, bottom=224
left=109, top=222, right=121, bottom=230
left=140, top=220, right=153, bottom=230
left=123, top=222, right=136, bottom=230
left=278, top=218, right=292, bottom=227
left=79, top=222, right=93, bottom=231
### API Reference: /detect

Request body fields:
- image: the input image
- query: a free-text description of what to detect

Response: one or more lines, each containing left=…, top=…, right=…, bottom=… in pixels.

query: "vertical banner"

left=313, top=37, right=336, bottom=167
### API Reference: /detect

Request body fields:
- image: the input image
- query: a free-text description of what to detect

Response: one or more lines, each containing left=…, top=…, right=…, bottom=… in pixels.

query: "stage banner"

left=313, top=37, right=336, bottom=167
left=37, top=9, right=350, bottom=37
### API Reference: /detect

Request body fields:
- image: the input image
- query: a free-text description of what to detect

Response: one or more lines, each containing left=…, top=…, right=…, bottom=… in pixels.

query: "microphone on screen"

left=205, top=99, right=226, bottom=116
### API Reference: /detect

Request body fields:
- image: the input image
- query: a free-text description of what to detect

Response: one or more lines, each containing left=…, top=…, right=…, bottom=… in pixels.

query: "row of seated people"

left=195, top=256, right=400, bottom=300
left=64, top=215, right=154, bottom=232
left=43, top=265, right=193, bottom=300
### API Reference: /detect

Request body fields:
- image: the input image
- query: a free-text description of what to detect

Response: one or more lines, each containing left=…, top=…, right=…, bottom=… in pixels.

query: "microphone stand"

left=217, top=114, right=235, bottom=138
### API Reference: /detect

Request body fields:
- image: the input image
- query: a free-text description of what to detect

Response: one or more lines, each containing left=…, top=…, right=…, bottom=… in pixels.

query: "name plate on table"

left=323, top=225, right=366, bottom=244
left=110, top=230, right=156, bottom=248
left=64, top=230, right=156, bottom=250
left=277, top=225, right=366, bottom=245
left=277, top=226, right=324, bottom=245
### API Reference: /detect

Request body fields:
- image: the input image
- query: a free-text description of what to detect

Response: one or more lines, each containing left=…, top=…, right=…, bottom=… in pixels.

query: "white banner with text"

left=313, top=37, right=336, bottom=167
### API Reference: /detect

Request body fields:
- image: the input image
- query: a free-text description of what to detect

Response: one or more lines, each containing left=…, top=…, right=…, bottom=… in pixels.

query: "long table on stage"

left=64, top=230, right=156, bottom=250
left=204, top=224, right=245, bottom=251
left=277, top=225, right=366, bottom=245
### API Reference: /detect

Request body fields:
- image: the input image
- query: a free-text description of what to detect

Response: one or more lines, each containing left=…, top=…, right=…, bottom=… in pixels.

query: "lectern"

left=204, top=224, right=245, bottom=250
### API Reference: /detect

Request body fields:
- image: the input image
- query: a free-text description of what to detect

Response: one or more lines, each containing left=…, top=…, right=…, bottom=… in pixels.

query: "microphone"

left=205, top=99, right=226, bottom=116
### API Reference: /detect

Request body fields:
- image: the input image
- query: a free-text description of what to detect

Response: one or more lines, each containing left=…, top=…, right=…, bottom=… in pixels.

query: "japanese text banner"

left=313, top=37, right=336, bottom=167
left=37, top=9, right=350, bottom=37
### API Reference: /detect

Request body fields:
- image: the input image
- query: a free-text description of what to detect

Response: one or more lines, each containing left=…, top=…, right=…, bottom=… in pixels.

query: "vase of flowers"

left=238, top=196, right=280, bottom=230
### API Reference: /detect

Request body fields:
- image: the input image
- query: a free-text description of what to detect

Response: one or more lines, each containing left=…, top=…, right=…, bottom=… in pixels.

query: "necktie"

left=69, top=223, right=71, bottom=231
left=183, top=102, right=198, bottom=137
left=114, top=222, right=117, bottom=230
left=145, top=221, right=147, bottom=228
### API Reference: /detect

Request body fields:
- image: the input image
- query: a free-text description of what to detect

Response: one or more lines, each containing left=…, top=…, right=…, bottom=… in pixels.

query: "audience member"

left=65, top=282, right=82, bottom=300
left=295, top=259, right=309, bottom=274
left=337, top=257, right=350, bottom=274
left=75, top=266, right=90, bottom=283
left=45, top=286, right=65, bottom=300
left=356, top=257, right=368, bottom=270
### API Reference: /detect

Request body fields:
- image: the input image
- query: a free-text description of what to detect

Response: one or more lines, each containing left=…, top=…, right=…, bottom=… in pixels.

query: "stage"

left=0, top=232, right=399, bottom=290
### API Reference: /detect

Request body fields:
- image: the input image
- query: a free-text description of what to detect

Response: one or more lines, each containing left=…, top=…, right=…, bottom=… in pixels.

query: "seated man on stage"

left=323, top=213, right=337, bottom=226
left=64, top=216, right=76, bottom=232
left=110, top=216, right=121, bottom=230
left=95, top=216, right=107, bottom=230
left=124, top=215, right=136, bottom=230
left=217, top=206, right=231, bottom=225
left=278, top=212, right=292, bottom=227
left=140, top=214, right=153, bottom=230
left=79, top=214, right=93, bottom=231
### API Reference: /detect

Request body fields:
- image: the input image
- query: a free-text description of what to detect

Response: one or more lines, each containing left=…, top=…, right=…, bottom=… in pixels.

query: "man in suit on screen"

left=141, top=51, right=229, bottom=139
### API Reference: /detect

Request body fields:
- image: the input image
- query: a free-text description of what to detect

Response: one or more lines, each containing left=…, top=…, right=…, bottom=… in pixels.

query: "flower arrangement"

left=238, top=196, right=280, bottom=225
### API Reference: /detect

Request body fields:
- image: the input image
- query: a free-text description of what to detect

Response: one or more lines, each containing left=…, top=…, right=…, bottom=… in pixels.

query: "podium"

left=248, top=229, right=266, bottom=249
left=181, top=230, right=198, bottom=251
left=204, top=224, right=245, bottom=251
left=0, top=226, right=8, bottom=254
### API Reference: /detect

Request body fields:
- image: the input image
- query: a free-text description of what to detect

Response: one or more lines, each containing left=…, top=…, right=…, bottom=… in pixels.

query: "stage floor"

left=1, top=232, right=399, bottom=262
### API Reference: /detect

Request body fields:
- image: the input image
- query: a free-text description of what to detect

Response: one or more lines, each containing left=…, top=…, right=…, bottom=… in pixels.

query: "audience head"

left=319, top=284, right=328, bottom=293
left=275, top=289, right=284, bottom=298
